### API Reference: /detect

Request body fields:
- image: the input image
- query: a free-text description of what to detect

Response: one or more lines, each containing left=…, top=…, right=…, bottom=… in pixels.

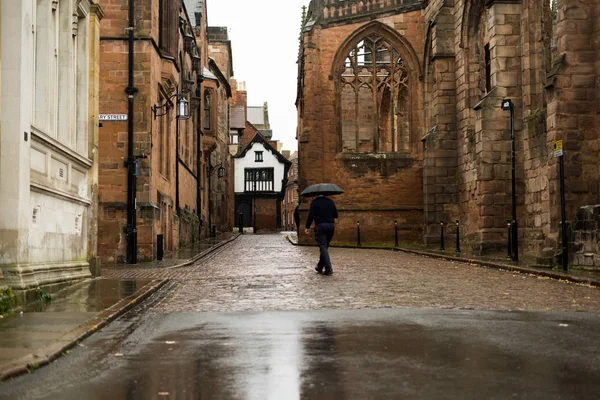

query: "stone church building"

left=297, top=0, right=600, bottom=266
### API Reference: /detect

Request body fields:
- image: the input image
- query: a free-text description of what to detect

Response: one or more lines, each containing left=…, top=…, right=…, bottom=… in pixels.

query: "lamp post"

left=502, top=98, right=518, bottom=261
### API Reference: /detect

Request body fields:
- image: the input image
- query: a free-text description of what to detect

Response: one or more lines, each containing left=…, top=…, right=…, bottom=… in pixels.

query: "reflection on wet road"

left=1, top=308, right=599, bottom=399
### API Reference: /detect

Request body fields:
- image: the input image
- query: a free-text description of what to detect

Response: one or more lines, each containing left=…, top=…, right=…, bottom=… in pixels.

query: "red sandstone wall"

left=298, top=10, right=426, bottom=245
left=99, top=0, right=202, bottom=262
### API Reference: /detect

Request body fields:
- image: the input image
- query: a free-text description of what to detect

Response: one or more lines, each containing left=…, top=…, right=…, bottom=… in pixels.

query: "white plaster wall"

left=1, top=0, right=92, bottom=276
left=234, top=142, right=286, bottom=193
left=29, top=191, right=88, bottom=263
left=0, top=0, right=34, bottom=264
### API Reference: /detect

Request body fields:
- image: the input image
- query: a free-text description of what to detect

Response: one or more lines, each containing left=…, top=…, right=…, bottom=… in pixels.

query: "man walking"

left=305, top=195, right=338, bottom=275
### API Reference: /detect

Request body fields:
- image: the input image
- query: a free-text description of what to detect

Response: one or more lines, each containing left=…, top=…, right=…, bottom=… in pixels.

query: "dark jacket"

left=305, top=196, right=338, bottom=229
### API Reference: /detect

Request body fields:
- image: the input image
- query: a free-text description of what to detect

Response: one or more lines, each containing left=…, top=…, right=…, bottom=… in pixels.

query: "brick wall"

left=255, top=198, right=280, bottom=231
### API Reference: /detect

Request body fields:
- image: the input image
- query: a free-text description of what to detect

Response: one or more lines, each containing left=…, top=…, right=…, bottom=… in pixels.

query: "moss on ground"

left=0, top=287, right=17, bottom=316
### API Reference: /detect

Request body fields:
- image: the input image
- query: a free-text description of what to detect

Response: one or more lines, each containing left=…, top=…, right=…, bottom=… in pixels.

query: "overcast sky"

left=206, top=0, right=310, bottom=152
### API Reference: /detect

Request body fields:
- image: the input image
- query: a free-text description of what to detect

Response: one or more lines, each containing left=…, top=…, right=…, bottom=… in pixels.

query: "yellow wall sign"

left=553, top=140, right=563, bottom=157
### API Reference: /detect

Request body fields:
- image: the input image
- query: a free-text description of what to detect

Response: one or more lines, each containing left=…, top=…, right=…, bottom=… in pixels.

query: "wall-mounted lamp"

left=501, top=98, right=514, bottom=111
left=208, top=163, right=226, bottom=179
left=152, top=88, right=190, bottom=120
left=177, top=96, right=190, bottom=120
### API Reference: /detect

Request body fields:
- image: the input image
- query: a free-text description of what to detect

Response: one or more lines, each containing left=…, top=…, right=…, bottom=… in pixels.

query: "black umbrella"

left=300, top=183, right=344, bottom=197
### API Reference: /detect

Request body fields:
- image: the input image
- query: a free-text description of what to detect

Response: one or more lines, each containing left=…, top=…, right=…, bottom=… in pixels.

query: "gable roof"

left=207, top=58, right=232, bottom=98
left=233, top=132, right=291, bottom=166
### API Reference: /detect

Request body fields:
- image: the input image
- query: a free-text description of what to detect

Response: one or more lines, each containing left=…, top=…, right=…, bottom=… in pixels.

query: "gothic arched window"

left=339, top=34, right=409, bottom=153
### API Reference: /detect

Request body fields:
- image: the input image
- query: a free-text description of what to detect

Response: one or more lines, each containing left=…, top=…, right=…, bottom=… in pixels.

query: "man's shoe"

left=315, top=266, right=323, bottom=273
left=323, top=270, right=333, bottom=276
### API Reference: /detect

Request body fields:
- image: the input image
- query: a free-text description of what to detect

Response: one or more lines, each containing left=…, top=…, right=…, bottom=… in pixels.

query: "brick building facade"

left=282, top=151, right=299, bottom=231
left=98, top=0, right=216, bottom=263
left=297, top=0, right=600, bottom=265
left=233, top=133, right=291, bottom=232
left=203, top=27, right=235, bottom=236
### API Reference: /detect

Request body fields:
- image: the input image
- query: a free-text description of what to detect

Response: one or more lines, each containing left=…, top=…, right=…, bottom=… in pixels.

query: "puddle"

left=23, top=278, right=152, bottom=313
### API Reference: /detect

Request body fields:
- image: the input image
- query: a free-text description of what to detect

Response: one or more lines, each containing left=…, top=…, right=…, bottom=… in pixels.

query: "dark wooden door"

left=235, top=198, right=253, bottom=228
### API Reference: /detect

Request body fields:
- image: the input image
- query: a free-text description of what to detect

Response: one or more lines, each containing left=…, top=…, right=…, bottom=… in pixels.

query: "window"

left=484, top=43, right=491, bottom=93
left=33, top=0, right=57, bottom=137
left=230, top=131, right=239, bottom=144
left=244, top=168, right=274, bottom=192
left=159, top=0, right=177, bottom=56
left=157, top=92, right=165, bottom=176
left=157, top=89, right=171, bottom=178
left=339, top=33, right=409, bottom=153
left=255, top=151, right=263, bottom=162
left=203, top=90, right=211, bottom=130
left=550, top=0, right=558, bottom=62
left=33, top=0, right=90, bottom=154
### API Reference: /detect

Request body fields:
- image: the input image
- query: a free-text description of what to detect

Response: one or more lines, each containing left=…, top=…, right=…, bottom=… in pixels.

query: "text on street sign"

left=99, top=114, right=128, bottom=121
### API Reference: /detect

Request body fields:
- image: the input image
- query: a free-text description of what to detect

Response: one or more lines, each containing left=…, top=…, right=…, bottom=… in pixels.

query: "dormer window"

left=230, top=130, right=239, bottom=144
left=255, top=151, right=263, bottom=162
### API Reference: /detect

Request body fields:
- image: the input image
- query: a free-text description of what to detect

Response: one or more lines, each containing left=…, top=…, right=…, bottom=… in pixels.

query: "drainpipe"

left=208, top=161, right=212, bottom=236
left=196, top=74, right=204, bottom=239
left=125, top=0, right=137, bottom=264
left=175, top=85, right=180, bottom=217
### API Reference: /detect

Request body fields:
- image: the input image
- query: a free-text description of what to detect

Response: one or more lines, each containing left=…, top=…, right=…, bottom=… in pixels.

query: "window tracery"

left=338, top=34, right=410, bottom=153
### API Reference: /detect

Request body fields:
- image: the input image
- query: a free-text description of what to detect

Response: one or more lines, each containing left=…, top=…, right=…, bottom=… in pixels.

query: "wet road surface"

left=1, top=305, right=599, bottom=399
left=2, top=234, right=600, bottom=399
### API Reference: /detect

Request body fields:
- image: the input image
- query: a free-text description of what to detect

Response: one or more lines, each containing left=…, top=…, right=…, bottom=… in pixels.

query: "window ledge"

left=336, top=152, right=415, bottom=160
left=335, top=151, right=417, bottom=176
left=473, top=86, right=498, bottom=111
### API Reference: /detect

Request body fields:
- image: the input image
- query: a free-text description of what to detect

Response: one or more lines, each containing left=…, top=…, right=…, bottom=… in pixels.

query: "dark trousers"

left=315, top=223, right=335, bottom=272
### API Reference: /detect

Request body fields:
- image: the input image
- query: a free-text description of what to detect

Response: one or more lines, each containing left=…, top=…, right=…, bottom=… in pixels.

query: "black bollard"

left=157, top=234, right=164, bottom=261
left=238, top=213, right=243, bottom=234
left=357, top=221, right=361, bottom=247
left=440, top=221, right=445, bottom=251
left=506, top=220, right=512, bottom=260
left=212, top=225, right=216, bottom=238
left=394, top=220, right=399, bottom=248
left=455, top=220, right=461, bottom=253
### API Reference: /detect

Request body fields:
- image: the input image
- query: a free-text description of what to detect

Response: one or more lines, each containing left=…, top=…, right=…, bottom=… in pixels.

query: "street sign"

left=553, top=140, right=563, bottom=157
left=99, top=114, right=128, bottom=121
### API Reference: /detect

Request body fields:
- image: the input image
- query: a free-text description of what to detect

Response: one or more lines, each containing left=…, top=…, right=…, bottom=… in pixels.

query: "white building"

left=233, top=133, right=290, bottom=231
left=0, top=0, right=103, bottom=292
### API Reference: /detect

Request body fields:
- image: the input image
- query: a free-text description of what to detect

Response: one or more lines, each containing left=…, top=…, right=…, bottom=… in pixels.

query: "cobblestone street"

left=101, top=233, right=600, bottom=313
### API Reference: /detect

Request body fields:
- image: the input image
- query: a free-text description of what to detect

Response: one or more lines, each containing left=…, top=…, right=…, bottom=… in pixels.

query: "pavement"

left=287, top=232, right=600, bottom=288
left=0, top=233, right=238, bottom=381
left=1, top=230, right=599, bottom=383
